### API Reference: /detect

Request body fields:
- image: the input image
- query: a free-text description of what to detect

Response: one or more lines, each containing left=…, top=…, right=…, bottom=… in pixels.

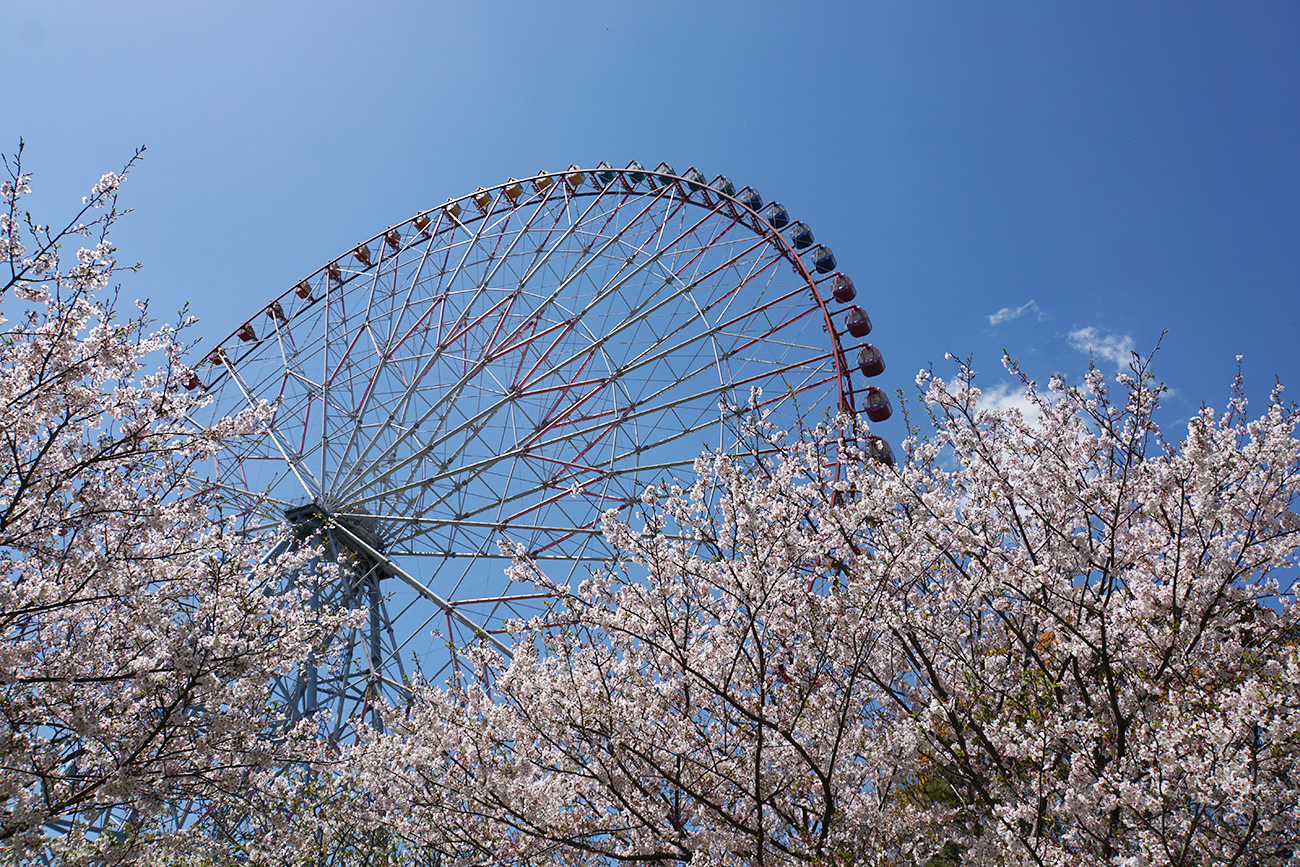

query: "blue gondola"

left=762, top=201, right=790, bottom=229
left=812, top=245, right=837, bottom=273
left=736, top=187, right=763, bottom=211
left=711, top=175, right=736, bottom=197
left=788, top=221, right=814, bottom=249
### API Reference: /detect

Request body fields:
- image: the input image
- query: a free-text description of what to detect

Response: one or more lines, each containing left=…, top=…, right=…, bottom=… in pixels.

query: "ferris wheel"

left=187, top=161, right=892, bottom=737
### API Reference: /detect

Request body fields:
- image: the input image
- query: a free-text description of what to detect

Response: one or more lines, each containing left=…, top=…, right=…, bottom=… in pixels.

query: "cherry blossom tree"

left=339, top=355, right=1300, bottom=867
left=0, top=143, right=333, bottom=864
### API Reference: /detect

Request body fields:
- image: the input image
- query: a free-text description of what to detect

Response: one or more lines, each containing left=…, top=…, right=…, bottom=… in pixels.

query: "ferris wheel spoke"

left=265, top=317, right=304, bottom=375
left=380, top=449, right=703, bottom=556
left=359, top=366, right=771, bottom=540
left=329, top=258, right=535, bottom=495
left=372, top=221, right=536, bottom=415
left=620, top=277, right=824, bottom=392
left=394, top=548, right=611, bottom=562
left=326, top=518, right=515, bottom=657
left=461, top=201, right=564, bottom=297
left=352, top=513, right=606, bottom=536
left=354, top=372, right=691, bottom=518
left=213, top=359, right=322, bottom=501
left=494, top=192, right=688, bottom=346
left=510, top=183, right=651, bottom=291
left=381, top=594, right=440, bottom=669
left=520, top=241, right=772, bottom=389
left=320, top=275, right=335, bottom=492
left=342, top=361, right=599, bottom=518
left=320, top=313, right=378, bottom=471
left=511, top=296, right=800, bottom=448
left=383, top=237, right=445, bottom=348
left=324, top=214, right=501, bottom=491
left=202, top=475, right=298, bottom=511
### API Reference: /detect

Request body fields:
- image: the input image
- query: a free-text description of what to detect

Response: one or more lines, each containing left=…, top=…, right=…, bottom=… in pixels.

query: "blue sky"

left=7, top=1, right=1299, bottom=422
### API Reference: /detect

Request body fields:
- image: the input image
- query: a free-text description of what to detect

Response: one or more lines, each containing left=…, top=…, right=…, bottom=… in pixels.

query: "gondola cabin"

left=788, top=221, right=814, bottom=249
left=856, top=344, right=885, bottom=377
left=864, top=386, right=892, bottom=422
left=762, top=202, right=790, bottom=228
left=811, top=245, right=837, bottom=274
left=846, top=306, right=872, bottom=338
left=736, top=187, right=763, bottom=211
left=866, top=435, right=895, bottom=467
left=831, top=273, right=855, bottom=303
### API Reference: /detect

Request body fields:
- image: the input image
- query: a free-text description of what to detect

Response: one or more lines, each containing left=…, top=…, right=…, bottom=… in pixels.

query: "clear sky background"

left=6, top=1, right=1299, bottom=425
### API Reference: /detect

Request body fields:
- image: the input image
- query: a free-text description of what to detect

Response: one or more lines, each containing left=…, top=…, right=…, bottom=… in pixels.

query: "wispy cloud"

left=988, top=299, right=1042, bottom=326
left=978, top=382, right=1043, bottom=426
left=1068, top=326, right=1136, bottom=368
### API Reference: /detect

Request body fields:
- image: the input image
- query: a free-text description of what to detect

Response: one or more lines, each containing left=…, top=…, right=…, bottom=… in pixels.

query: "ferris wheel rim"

left=187, top=160, right=886, bottom=715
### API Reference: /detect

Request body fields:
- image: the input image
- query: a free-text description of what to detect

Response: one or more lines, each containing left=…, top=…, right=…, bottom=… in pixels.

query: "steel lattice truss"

left=189, top=164, right=883, bottom=737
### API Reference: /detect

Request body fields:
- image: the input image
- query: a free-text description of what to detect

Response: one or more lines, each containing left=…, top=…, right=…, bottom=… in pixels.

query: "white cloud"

left=1068, top=326, right=1136, bottom=368
left=988, top=299, right=1042, bottom=326
left=978, top=382, right=1042, bottom=426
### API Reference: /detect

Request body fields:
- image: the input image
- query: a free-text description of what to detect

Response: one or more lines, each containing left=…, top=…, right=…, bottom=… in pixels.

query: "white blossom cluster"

left=328, top=356, right=1299, bottom=867
left=1, top=146, right=340, bottom=864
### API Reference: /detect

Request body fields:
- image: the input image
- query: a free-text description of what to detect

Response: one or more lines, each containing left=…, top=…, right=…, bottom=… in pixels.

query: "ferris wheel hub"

left=284, top=502, right=385, bottom=553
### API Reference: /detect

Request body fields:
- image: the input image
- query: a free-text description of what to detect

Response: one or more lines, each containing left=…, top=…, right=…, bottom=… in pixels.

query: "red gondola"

left=831, top=273, right=855, bottom=303
left=864, top=386, right=892, bottom=422
left=857, top=344, right=885, bottom=377
left=846, top=306, right=872, bottom=338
